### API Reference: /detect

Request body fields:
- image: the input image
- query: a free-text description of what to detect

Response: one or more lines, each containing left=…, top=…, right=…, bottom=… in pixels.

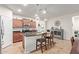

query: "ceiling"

left=1, top=4, right=79, bottom=20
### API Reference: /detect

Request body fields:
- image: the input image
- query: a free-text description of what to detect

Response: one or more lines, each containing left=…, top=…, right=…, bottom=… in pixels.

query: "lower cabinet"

left=13, top=31, right=24, bottom=43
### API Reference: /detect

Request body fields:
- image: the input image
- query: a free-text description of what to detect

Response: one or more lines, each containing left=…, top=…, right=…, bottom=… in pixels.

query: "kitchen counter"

left=24, top=32, right=42, bottom=37
left=24, top=33, right=42, bottom=53
left=13, top=28, right=42, bottom=53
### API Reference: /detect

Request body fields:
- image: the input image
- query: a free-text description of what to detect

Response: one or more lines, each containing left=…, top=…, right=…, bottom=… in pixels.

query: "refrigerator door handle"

left=1, top=20, right=4, bottom=40
left=1, top=19, right=4, bottom=46
left=1, top=29, right=4, bottom=39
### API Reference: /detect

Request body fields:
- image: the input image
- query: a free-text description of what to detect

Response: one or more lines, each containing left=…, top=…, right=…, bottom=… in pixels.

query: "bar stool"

left=50, top=31, right=55, bottom=47
left=45, top=36, right=51, bottom=48
left=50, top=34, right=55, bottom=47
left=36, top=33, right=47, bottom=53
left=45, top=32, right=55, bottom=48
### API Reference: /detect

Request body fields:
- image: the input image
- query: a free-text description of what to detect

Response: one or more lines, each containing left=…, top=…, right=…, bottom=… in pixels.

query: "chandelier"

left=34, top=4, right=47, bottom=21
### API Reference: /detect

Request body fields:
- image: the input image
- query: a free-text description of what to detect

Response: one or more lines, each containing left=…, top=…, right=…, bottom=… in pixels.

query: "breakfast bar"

left=24, top=33, right=41, bottom=53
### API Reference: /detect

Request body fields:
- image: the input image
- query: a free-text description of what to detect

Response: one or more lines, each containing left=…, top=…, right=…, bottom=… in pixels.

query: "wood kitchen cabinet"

left=13, top=19, right=36, bottom=28
left=23, top=19, right=30, bottom=26
left=32, top=21, right=36, bottom=28
left=23, top=19, right=36, bottom=28
left=13, top=31, right=24, bottom=43
left=30, top=20, right=36, bottom=28
left=13, top=19, right=23, bottom=28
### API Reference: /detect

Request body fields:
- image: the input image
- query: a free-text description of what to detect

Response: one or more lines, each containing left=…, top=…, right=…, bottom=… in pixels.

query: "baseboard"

left=2, top=44, right=12, bottom=49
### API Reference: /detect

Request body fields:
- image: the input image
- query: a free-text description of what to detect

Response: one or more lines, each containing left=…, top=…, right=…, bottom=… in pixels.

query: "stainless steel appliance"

left=0, top=16, right=1, bottom=53
left=0, top=16, right=4, bottom=54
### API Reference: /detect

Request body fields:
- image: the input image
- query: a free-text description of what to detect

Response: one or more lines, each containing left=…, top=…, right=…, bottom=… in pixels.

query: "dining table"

left=70, top=39, right=79, bottom=54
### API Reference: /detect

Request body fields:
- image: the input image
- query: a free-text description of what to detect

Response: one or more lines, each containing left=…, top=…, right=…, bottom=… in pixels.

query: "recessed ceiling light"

left=35, top=14, right=38, bottom=17
left=23, top=4, right=28, bottom=6
left=17, top=9, right=22, bottom=12
left=42, top=10, right=46, bottom=14
left=35, top=16, right=40, bottom=20
left=44, top=19, right=47, bottom=21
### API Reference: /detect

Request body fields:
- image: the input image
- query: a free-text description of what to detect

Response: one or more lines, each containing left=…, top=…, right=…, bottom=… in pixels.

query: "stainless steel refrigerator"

left=0, top=16, right=1, bottom=53
left=0, top=16, right=12, bottom=54
left=0, top=16, right=4, bottom=54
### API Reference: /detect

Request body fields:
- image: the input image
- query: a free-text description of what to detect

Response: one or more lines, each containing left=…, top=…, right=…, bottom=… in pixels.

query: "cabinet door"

left=30, top=21, right=36, bottom=28
left=13, top=32, right=24, bottom=43
left=23, top=19, right=30, bottom=26
left=33, top=21, right=36, bottom=28
left=13, top=19, right=23, bottom=28
left=23, top=19, right=36, bottom=28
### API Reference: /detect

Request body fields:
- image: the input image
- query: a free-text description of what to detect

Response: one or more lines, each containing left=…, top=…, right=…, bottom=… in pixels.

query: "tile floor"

left=32, top=39, right=71, bottom=54
left=2, top=42, right=24, bottom=54
left=2, top=38, right=72, bottom=54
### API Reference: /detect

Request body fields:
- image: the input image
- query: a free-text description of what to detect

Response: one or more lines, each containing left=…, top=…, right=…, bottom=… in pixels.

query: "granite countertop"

left=13, top=27, right=42, bottom=37
left=13, top=28, right=23, bottom=32
left=24, top=32, right=42, bottom=37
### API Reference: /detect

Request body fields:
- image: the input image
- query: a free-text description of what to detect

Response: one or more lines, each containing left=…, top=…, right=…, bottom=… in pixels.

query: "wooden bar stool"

left=36, top=33, right=47, bottom=53
left=45, top=32, right=55, bottom=48
left=50, top=31, right=55, bottom=47
left=50, top=35, right=56, bottom=47
left=36, top=38, right=47, bottom=53
left=45, top=36, right=52, bottom=48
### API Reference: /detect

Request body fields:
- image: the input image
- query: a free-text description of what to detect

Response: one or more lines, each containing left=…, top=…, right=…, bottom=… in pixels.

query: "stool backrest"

left=51, top=31, right=54, bottom=38
left=41, top=33, right=47, bottom=38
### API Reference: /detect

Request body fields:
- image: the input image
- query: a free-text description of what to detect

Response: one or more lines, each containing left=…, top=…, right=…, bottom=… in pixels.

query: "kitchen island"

left=24, top=33, right=42, bottom=53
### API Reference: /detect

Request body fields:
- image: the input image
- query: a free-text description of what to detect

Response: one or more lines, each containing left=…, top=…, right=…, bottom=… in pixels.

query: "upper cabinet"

left=30, top=20, right=36, bottom=28
left=23, top=19, right=36, bottom=28
left=13, top=19, right=23, bottom=28
left=23, top=19, right=30, bottom=26
left=13, top=18, right=36, bottom=28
